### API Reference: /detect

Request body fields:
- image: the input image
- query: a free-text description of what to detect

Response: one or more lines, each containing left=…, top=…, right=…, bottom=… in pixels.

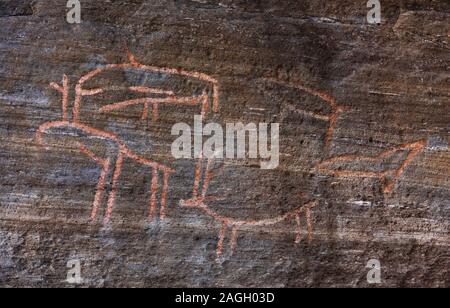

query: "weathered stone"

left=0, top=0, right=449, bottom=287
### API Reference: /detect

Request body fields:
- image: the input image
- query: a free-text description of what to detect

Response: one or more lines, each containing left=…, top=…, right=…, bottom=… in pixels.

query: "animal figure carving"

left=37, top=52, right=220, bottom=223
left=264, top=78, right=427, bottom=194
left=264, top=78, right=348, bottom=147
left=315, top=140, right=427, bottom=193
left=72, top=51, right=219, bottom=124
left=35, top=53, right=431, bottom=262
left=181, top=154, right=318, bottom=260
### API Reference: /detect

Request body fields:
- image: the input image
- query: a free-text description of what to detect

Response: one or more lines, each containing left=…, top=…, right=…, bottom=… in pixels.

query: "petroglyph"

left=37, top=121, right=175, bottom=223
left=264, top=78, right=348, bottom=148
left=264, top=78, right=428, bottom=195
left=315, top=140, right=427, bottom=193
left=181, top=153, right=318, bottom=260
left=36, top=52, right=219, bottom=223
left=36, top=54, right=435, bottom=260
left=73, top=51, right=219, bottom=123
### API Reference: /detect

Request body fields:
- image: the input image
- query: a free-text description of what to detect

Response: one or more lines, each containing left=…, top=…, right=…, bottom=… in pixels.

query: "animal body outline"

left=315, top=140, right=427, bottom=194
left=36, top=52, right=430, bottom=261
left=181, top=153, right=318, bottom=260
left=178, top=77, right=428, bottom=259
left=263, top=78, right=427, bottom=194
left=37, top=51, right=219, bottom=223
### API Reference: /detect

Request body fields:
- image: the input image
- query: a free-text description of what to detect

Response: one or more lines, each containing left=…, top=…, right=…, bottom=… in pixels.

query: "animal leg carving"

left=104, top=151, right=125, bottom=224
left=383, top=140, right=426, bottom=193
left=159, top=171, right=171, bottom=220
left=149, top=168, right=160, bottom=219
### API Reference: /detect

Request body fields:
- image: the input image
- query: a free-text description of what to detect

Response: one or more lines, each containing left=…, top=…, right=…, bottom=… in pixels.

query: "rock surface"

left=0, top=0, right=449, bottom=287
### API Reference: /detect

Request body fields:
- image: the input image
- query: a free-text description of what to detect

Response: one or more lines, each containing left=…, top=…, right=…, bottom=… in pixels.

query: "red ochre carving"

left=37, top=52, right=219, bottom=224
left=264, top=78, right=426, bottom=194
left=73, top=51, right=219, bottom=123
left=181, top=154, right=318, bottom=260
left=315, top=140, right=427, bottom=193
left=36, top=54, right=428, bottom=260
left=264, top=78, right=348, bottom=147
left=37, top=120, right=175, bottom=223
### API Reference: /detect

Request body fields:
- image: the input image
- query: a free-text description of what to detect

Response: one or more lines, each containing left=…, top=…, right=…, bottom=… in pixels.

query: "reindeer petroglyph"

left=73, top=51, right=219, bottom=123
left=180, top=152, right=318, bottom=260
left=315, top=140, right=427, bottom=194
left=37, top=51, right=219, bottom=223
left=264, top=78, right=427, bottom=195
left=37, top=120, right=175, bottom=223
left=36, top=53, right=432, bottom=261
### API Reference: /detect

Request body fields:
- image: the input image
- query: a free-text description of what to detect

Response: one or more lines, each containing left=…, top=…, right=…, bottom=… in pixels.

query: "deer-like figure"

left=181, top=152, right=318, bottom=260
left=37, top=52, right=220, bottom=223
left=264, top=78, right=427, bottom=194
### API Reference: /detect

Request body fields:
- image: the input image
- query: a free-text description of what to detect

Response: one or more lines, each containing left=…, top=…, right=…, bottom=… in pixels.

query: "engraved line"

left=182, top=198, right=317, bottom=228
left=73, top=51, right=220, bottom=121
left=152, top=103, right=159, bottom=123
left=141, top=102, right=149, bottom=121
left=98, top=96, right=205, bottom=113
left=91, top=159, right=110, bottom=220
left=37, top=121, right=175, bottom=174
left=263, top=78, right=347, bottom=147
left=129, top=86, right=175, bottom=96
left=149, top=168, right=160, bottom=219
left=159, top=171, right=170, bottom=220
left=383, top=140, right=426, bottom=193
left=193, top=153, right=204, bottom=198
left=104, top=151, right=125, bottom=223
left=230, top=227, right=238, bottom=255
left=305, top=206, right=313, bottom=243
left=201, top=157, right=215, bottom=198
left=78, top=142, right=110, bottom=220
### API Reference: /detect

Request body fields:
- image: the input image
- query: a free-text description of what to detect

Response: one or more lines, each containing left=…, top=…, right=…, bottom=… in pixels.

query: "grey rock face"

left=0, top=0, right=449, bottom=287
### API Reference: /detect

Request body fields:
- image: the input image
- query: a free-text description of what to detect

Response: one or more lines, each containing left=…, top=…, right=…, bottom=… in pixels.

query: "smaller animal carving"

left=181, top=154, right=318, bottom=260
left=314, top=140, right=427, bottom=193
left=36, top=51, right=220, bottom=223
